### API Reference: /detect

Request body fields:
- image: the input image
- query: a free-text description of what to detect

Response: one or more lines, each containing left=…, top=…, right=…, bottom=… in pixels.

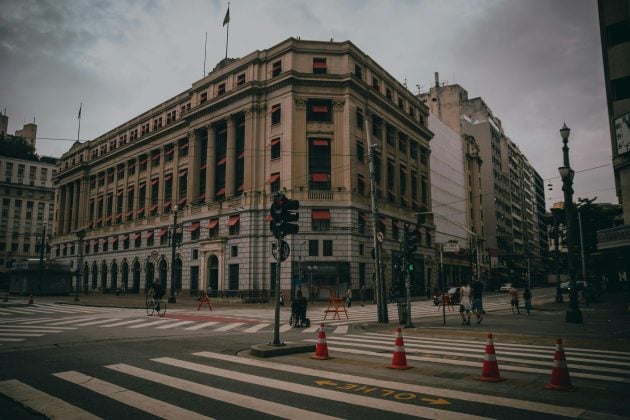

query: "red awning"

left=126, top=210, right=134, bottom=217
left=313, top=60, right=327, bottom=69
left=270, top=138, right=280, bottom=146
left=150, top=204, right=158, bottom=211
left=267, top=174, right=280, bottom=184
left=380, top=218, right=389, bottom=225
left=158, top=228, right=168, bottom=237
left=359, top=213, right=368, bottom=222
left=117, top=190, right=123, bottom=197
left=152, top=154, right=160, bottom=161
left=312, top=209, right=331, bottom=220
left=198, top=193, right=206, bottom=201
left=138, top=182, right=146, bottom=189
left=127, top=185, right=134, bottom=192
left=109, top=237, right=118, bottom=244
left=312, top=105, right=328, bottom=113
left=179, top=143, right=189, bottom=150
left=151, top=178, right=159, bottom=185
left=105, top=215, right=112, bottom=222
left=311, top=173, right=329, bottom=182
left=200, top=163, right=207, bottom=170
left=132, top=232, right=141, bottom=240
left=163, top=201, right=172, bottom=209
left=164, top=174, right=173, bottom=181
left=237, top=184, right=244, bottom=192
left=393, top=220, right=402, bottom=229
left=227, top=215, right=240, bottom=226
left=121, top=235, right=129, bottom=241
left=217, top=157, right=226, bottom=166
left=205, top=219, right=219, bottom=229
left=178, top=197, right=187, bottom=205
left=165, top=148, right=174, bottom=156
left=178, top=169, right=187, bottom=177
left=115, top=213, right=122, bottom=220
left=312, top=139, right=329, bottom=146
left=237, top=151, right=245, bottom=159
left=215, top=187, right=225, bottom=196
left=137, top=207, right=145, bottom=214
left=146, top=231, right=154, bottom=239
left=185, top=222, right=200, bottom=232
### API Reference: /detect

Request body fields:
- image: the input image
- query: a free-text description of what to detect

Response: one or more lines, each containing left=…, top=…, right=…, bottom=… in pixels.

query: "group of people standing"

left=458, top=281, right=533, bottom=325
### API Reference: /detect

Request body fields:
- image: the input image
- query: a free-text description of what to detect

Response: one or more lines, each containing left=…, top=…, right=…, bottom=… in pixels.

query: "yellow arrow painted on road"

left=315, top=380, right=339, bottom=386
left=421, top=397, right=450, bottom=405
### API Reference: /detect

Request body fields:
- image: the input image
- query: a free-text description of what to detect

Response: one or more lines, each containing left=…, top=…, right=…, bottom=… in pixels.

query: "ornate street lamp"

left=168, top=205, right=178, bottom=304
left=558, top=123, right=582, bottom=323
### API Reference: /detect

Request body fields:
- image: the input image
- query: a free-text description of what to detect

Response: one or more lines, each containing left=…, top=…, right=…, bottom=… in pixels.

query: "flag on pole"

left=78, top=103, right=82, bottom=119
left=223, top=5, right=230, bottom=26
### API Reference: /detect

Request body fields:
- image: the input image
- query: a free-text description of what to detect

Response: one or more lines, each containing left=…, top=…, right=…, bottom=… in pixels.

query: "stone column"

left=332, top=100, right=346, bottom=190
left=187, top=130, right=200, bottom=204
left=64, top=184, right=72, bottom=234
left=158, top=148, right=165, bottom=213
left=172, top=142, right=180, bottom=208
left=225, top=116, right=236, bottom=198
left=58, top=185, right=66, bottom=235
left=243, top=108, right=255, bottom=195
left=292, top=98, right=308, bottom=191
left=72, top=180, right=80, bottom=231
left=205, top=124, right=216, bottom=202
left=78, top=176, right=89, bottom=230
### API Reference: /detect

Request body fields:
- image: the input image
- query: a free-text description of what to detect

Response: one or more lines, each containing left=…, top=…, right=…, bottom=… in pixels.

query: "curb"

left=250, top=342, right=315, bottom=358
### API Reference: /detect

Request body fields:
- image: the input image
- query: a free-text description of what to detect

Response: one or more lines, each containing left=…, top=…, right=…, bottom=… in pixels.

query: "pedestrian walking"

left=472, top=280, right=484, bottom=324
left=459, top=282, right=472, bottom=325
left=509, top=285, right=520, bottom=314
left=523, top=286, right=532, bottom=315
left=346, top=287, right=353, bottom=307
left=360, top=284, right=366, bottom=306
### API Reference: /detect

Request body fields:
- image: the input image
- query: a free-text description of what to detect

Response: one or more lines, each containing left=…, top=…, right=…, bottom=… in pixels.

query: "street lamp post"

left=168, top=205, right=179, bottom=304
left=550, top=207, right=563, bottom=303
left=75, top=229, right=85, bottom=302
left=558, top=123, right=582, bottom=323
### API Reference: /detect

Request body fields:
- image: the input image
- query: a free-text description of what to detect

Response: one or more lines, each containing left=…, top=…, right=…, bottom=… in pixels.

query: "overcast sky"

left=0, top=0, right=616, bottom=207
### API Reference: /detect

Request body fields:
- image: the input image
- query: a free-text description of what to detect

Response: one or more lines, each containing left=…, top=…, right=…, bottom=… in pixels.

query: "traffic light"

left=404, top=224, right=420, bottom=261
left=269, top=194, right=300, bottom=238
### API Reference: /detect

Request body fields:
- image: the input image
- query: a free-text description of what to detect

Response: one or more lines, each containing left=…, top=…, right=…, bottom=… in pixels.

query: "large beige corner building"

left=51, top=38, right=433, bottom=299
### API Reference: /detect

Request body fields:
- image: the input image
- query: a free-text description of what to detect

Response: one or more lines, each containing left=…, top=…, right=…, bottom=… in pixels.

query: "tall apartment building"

left=0, top=154, right=56, bottom=271
left=420, top=79, right=545, bottom=288
left=51, top=38, right=434, bottom=299
left=428, top=114, right=484, bottom=289
left=597, top=0, right=630, bottom=282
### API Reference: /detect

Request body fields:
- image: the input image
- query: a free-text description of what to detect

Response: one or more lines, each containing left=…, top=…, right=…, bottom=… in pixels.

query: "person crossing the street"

left=459, top=282, right=472, bottom=325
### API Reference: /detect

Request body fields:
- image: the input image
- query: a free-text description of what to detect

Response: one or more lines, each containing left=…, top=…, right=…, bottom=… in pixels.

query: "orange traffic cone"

left=476, top=333, right=505, bottom=382
left=387, top=327, right=412, bottom=370
left=28, top=294, right=33, bottom=305
left=545, top=338, right=575, bottom=391
left=311, top=323, right=332, bottom=360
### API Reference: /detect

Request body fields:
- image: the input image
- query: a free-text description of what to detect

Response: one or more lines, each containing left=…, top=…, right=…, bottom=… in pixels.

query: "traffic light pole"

left=403, top=225, right=414, bottom=328
left=272, top=235, right=283, bottom=346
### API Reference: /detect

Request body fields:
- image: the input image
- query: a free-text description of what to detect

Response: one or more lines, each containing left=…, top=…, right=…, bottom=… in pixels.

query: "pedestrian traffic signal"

left=269, top=194, right=300, bottom=238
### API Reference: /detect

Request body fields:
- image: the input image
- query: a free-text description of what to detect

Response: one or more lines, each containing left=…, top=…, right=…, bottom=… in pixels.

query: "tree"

left=0, top=135, right=37, bottom=160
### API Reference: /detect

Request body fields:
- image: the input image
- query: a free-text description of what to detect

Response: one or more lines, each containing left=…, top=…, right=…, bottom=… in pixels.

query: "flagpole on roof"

left=77, top=102, right=82, bottom=142
left=223, top=2, right=230, bottom=61
left=203, top=31, right=208, bottom=76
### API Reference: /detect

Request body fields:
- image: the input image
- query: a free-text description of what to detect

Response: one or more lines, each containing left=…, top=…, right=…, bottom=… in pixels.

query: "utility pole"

left=169, top=205, right=179, bottom=304
left=365, top=116, right=387, bottom=323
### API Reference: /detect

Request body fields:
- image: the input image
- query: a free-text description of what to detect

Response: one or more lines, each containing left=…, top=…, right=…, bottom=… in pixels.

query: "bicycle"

left=146, top=296, right=166, bottom=317
left=145, top=287, right=155, bottom=307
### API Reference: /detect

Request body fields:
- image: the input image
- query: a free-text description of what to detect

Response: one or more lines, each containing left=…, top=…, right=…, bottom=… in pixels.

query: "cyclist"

left=152, top=280, right=165, bottom=305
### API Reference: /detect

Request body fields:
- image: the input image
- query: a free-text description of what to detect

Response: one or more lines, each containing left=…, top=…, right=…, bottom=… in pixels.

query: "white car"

left=499, top=283, right=512, bottom=292
left=560, top=282, right=570, bottom=292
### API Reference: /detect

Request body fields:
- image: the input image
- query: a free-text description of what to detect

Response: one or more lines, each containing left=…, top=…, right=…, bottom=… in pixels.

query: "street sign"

left=376, top=232, right=384, bottom=243
left=442, top=243, right=460, bottom=253
left=272, top=240, right=290, bottom=262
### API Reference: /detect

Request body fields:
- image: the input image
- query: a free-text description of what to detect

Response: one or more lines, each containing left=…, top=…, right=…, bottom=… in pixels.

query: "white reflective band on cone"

left=552, top=360, right=568, bottom=368
left=394, top=346, right=405, bottom=352
left=484, top=354, right=497, bottom=362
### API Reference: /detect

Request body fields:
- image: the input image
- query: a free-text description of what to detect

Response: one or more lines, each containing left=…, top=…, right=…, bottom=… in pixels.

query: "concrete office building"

left=420, top=79, right=543, bottom=288
left=596, top=0, right=630, bottom=285
left=0, top=153, right=56, bottom=271
left=51, top=38, right=434, bottom=299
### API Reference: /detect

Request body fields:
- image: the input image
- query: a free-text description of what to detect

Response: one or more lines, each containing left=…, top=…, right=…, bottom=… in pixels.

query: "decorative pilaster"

left=225, top=116, right=236, bottom=197
left=206, top=124, right=216, bottom=203
left=187, top=130, right=200, bottom=204
left=332, top=99, right=346, bottom=190
left=293, top=97, right=308, bottom=191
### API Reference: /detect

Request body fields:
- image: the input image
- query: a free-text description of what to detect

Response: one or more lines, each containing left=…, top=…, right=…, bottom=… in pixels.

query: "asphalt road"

left=0, top=288, right=628, bottom=419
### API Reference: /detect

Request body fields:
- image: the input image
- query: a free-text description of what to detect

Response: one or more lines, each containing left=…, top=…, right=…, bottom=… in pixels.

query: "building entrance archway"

left=208, top=255, right=219, bottom=292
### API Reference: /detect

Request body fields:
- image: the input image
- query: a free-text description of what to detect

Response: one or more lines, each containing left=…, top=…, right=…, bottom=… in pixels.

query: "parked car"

left=499, top=283, right=512, bottom=292
left=560, top=282, right=570, bottom=293
left=433, top=287, right=460, bottom=306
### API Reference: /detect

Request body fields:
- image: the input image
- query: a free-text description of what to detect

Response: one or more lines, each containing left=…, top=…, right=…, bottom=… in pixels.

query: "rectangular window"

left=400, top=168, right=407, bottom=195
left=358, top=212, right=367, bottom=234
left=231, top=245, right=238, bottom=257
left=270, top=138, right=281, bottom=159
left=312, top=57, right=327, bottom=74
left=269, top=172, right=281, bottom=193
left=354, top=64, right=362, bottom=79
left=612, top=76, right=630, bottom=101
left=307, top=99, right=332, bottom=122
left=271, top=104, right=281, bottom=125
left=372, top=76, right=380, bottom=91
left=190, top=266, right=199, bottom=294
left=228, top=215, right=240, bottom=235
left=357, top=174, right=365, bottom=195
left=206, top=219, right=219, bottom=238
left=272, top=60, right=282, bottom=77
left=308, top=240, right=318, bottom=257
left=228, top=264, right=239, bottom=290
left=606, top=20, right=630, bottom=47
left=236, top=73, right=246, bottom=86
left=218, top=83, right=226, bottom=96
left=309, top=139, right=331, bottom=190
left=356, top=140, right=364, bottom=162
left=386, top=88, right=392, bottom=101
left=311, top=209, right=331, bottom=231
left=356, top=108, right=364, bottom=129
left=323, top=240, right=333, bottom=256
left=372, top=116, right=382, bottom=139
left=200, top=92, right=208, bottom=103
left=134, top=232, right=142, bottom=248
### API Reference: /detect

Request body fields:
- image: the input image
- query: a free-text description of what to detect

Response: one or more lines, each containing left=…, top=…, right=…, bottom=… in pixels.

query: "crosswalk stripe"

left=0, top=337, right=25, bottom=341
left=302, top=324, right=319, bottom=333
left=0, top=332, right=44, bottom=337
left=0, top=325, right=76, bottom=330
left=45, top=317, right=93, bottom=325
left=279, top=324, right=292, bottom=332
left=0, top=379, right=99, bottom=420
left=156, top=320, right=196, bottom=329
left=54, top=371, right=212, bottom=420
left=100, top=319, right=147, bottom=328
left=333, top=325, right=348, bottom=334
left=242, top=323, right=268, bottom=333
left=155, top=357, right=486, bottom=420
left=0, top=329, right=62, bottom=334
left=74, top=318, right=122, bottom=326
left=213, top=322, right=245, bottom=332
left=106, top=363, right=340, bottom=420
left=18, top=318, right=57, bottom=324
left=128, top=319, right=172, bottom=328
left=185, top=321, right=219, bottom=331
left=194, top=351, right=586, bottom=418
